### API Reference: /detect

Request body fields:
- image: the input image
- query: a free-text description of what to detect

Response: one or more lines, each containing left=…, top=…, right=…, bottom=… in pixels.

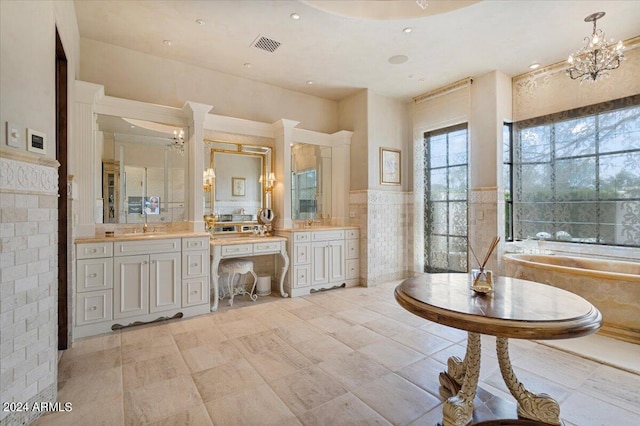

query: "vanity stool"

left=219, top=259, right=258, bottom=306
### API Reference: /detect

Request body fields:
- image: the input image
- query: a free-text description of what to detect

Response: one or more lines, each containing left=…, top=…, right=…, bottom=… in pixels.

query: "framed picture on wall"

left=232, top=177, right=246, bottom=196
left=380, top=147, right=401, bottom=185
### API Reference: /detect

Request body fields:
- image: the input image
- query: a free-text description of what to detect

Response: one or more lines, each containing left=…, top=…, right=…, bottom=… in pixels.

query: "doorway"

left=56, top=29, right=69, bottom=349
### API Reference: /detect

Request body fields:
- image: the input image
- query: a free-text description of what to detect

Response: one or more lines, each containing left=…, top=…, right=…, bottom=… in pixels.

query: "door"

left=311, top=242, right=329, bottom=285
left=150, top=252, right=181, bottom=313
left=328, top=240, right=346, bottom=283
left=114, top=255, right=149, bottom=319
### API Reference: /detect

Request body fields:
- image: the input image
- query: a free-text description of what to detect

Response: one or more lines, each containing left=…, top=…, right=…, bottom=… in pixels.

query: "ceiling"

left=74, top=0, right=640, bottom=102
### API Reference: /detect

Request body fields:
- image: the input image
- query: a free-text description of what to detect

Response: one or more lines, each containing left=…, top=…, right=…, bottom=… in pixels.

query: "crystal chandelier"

left=169, top=129, right=185, bottom=154
left=566, top=12, right=624, bottom=82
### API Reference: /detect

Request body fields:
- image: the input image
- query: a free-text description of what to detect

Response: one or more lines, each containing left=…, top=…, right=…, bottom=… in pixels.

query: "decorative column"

left=330, top=130, right=353, bottom=225
left=184, top=102, right=213, bottom=232
left=272, top=119, right=300, bottom=229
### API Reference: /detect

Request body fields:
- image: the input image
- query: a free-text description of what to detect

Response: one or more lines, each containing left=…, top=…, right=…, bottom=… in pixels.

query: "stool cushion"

left=220, top=259, right=254, bottom=274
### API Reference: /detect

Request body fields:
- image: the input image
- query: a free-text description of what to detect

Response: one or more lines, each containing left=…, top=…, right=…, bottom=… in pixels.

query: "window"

left=512, top=95, right=640, bottom=247
left=503, top=122, right=513, bottom=242
left=424, top=123, right=468, bottom=272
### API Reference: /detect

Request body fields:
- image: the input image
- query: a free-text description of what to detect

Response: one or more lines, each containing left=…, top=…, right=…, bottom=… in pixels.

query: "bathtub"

left=503, top=253, right=640, bottom=344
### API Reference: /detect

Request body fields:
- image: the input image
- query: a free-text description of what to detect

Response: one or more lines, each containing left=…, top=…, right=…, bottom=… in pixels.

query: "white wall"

left=338, top=89, right=368, bottom=191
left=0, top=1, right=80, bottom=425
left=80, top=38, right=338, bottom=134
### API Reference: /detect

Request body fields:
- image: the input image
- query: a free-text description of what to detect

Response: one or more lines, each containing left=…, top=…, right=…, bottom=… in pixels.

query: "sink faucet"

left=307, top=219, right=314, bottom=227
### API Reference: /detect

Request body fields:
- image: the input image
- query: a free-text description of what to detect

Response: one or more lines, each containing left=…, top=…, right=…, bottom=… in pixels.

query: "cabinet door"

left=294, top=243, right=310, bottom=265
left=311, top=242, right=329, bottom=286
left=150, top=252, right=181, bottom=313
left=77, top=258, right=113, bottom=292
left=76, top=290, right=113, bottom=325
left=182, top=277, right=208, bottom=307
left=114, top=255, right=149, bottom=319
left=328, top=240, right=346, bottom=283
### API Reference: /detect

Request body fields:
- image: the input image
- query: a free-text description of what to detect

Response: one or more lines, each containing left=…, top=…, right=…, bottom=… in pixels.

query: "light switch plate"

left=5, top=121, right=22, bottom=148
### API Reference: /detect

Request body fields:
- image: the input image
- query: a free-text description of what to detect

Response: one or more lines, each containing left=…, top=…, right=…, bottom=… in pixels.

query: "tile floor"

left=35, top=280, right=640, bottom=426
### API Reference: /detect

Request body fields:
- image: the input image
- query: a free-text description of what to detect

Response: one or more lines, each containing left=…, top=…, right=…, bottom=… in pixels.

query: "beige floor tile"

left=392, top=328, right=455, bottom=356
left=192, top=358, right=265, bottom=402
left=167, top=315, right=216, bottom=335
left=181, top=340, right=243, bottom=373
left=258, top=308, right=305, bottom=329
left=57, top=367, right=122, bottom=406
left=146, top=404, right=213, bottom=426
left=290, top=334, right=354, bottom=363
left=307, top=314, right=355, bottom=333
left=408, top=405, right=446, bottom=426
left=34, top=394, right=123, bottom=426
left=232, top=329, right=289, bottom=356
left=120, top=323, right=173, bottom=346
left=58, top=346, right=121, bottom=380
left=122, top=352, right=190, bottom=390
left=579, top=364, right=640, bottom=414
left=273, top=322, right=326, bottom=345
left=218, top=317, right=269, bottom=339
left=362, top=300, right=406, bottom=318
left=270, top=366, right=348, bottom=416
left=333, top=307, right=385, bottom=324
left=173, top=326, right=228, bottom=351
left=299, top=392, right=392, bottom=425
left=243, top=343, right=313, bottom=382
left=396, top=357, right=448, bottom=399
left=358, top=337, right=425, bottom=371
left=317, top=351, right=390, bottom=390
left=361, top=316, right=415, bottom=338
left=352, top=373, right=441, bottom=425
left=64, top=333, right=121, bottom=356
left=331, top=324, right=387, bottom=349
left=560, top=391, right=640, bottom=426
left=121, top=337, right=180, bottom=365
left=288, top=304, right=332, bottom=320
left=274, top=296, right=315, bottom=311
left=124, top=375, right=203, bottom=425
left=303, top=292, right=357, bottom=312
left=204, top=383, right=298, bottom=426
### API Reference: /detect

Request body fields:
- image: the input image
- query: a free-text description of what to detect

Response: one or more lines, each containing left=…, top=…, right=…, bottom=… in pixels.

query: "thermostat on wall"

left=27, top=128, right=46, bottom=154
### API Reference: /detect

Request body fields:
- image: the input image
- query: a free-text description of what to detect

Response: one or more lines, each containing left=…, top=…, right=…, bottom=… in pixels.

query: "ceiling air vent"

left=252, top=35, right=281, bottom=53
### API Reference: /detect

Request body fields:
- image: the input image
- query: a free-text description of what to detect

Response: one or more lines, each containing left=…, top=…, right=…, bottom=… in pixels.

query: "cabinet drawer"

left=220, top=244, right=253, bottom=257
left=77, top=242, right=113, bottom=259
left=312, top=230, right=345, bottom=241
left=254, top=241, right=281, bottom=254
left=346, top=259, right=359, bottom=279
left=294, top=243, right=310, bottom=265
left=77, top=258, right=113, bottom=292
left=182, top=250, right=208, bottom=279
left=114, top=239, right=180, bottom=256
left=182, top=237, right=210, bottom=251
left=76, top=290, right=113, bottom=325
left=182, top=277, right=208, bottom=307
left=294, top=232, right=311, bottom=243
left=293, top=264, right=311, bottom=288
left=346, top=229, right=360, bottom=240
left=346, top=239, right=359, bottom=260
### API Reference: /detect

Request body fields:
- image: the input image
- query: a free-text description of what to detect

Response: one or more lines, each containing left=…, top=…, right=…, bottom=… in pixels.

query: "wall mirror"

left=204, top=140, right=272, bottom=234
left=96, top=113, right=188, bottom=225
left=291, top=143, right=332, bottom=221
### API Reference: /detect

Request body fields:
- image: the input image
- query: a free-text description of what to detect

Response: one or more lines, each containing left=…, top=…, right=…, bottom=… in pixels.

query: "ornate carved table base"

left=440, top=334, right=561, bottom=426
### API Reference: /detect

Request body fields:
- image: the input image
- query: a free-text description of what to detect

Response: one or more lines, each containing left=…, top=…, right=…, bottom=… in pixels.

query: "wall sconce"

left=260, top=172, right=276, bottom=192
left=203, top=168, right=215, bottom=192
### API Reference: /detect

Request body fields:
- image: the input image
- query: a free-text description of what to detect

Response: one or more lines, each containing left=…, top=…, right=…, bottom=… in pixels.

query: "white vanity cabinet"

left=74, top=233, right=210, bottom=338
left=276, top=227, right=360, bottom=297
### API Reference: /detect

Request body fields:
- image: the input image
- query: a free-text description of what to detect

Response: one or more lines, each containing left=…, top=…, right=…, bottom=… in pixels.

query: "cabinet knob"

left=89, top=273, right=97, bottom=278
left=144, top=261, right=148, bottom=264
left=88, top=248, right=97, bottom=253
left=89, top=306, right=97, bottom=311
left=191, top=263, right=198, bottom=267
left=190, top=290, right=198, bottom=295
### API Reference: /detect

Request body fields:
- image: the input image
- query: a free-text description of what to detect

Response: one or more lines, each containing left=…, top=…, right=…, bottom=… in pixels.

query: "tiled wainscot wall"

left=350, top=190, right=414, bottom=286
left=0, top=150, right=59, bottom=425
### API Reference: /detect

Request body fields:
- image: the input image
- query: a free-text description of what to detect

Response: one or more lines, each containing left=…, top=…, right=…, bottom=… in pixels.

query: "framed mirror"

left=204, top=140, right=272, bottom=234
left=96, top=114, right=188, bottom=225
left=291, top=143, right=332, bottom=221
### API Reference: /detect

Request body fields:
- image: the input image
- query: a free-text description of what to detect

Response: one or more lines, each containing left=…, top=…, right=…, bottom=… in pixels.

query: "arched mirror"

left=96, top=114, right=188, bottom=225
left=204, top=140, right=273, bottom=234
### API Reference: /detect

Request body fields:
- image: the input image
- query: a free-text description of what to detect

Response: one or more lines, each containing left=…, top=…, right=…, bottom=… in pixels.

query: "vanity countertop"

left=210, top=236, right=286, bottom=246
left=276, top=225, right=360, bottom=232
left=75, top=231, right=210, bottom=244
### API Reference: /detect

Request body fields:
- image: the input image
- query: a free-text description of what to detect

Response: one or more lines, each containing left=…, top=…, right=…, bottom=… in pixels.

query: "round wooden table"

left=395, top=274, right=602, bottom=426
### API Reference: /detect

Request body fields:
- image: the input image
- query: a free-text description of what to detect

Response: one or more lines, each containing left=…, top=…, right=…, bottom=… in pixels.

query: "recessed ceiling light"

left=418, top=78, right=425, bottom=82
left=243, top=63, right=252, bottom=68
left=195, top=19, right=205, bottom=25
left=529, top=62, right=541, bottom=70
left=306, top=80, right=313, bottom=85
left=163, top=40, right=172, bottom=46
left=403, top=27, right=412, bottom=33
left=290, top=13, right=300, bottom=20
left=388, top=55, right=409, bottom=65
